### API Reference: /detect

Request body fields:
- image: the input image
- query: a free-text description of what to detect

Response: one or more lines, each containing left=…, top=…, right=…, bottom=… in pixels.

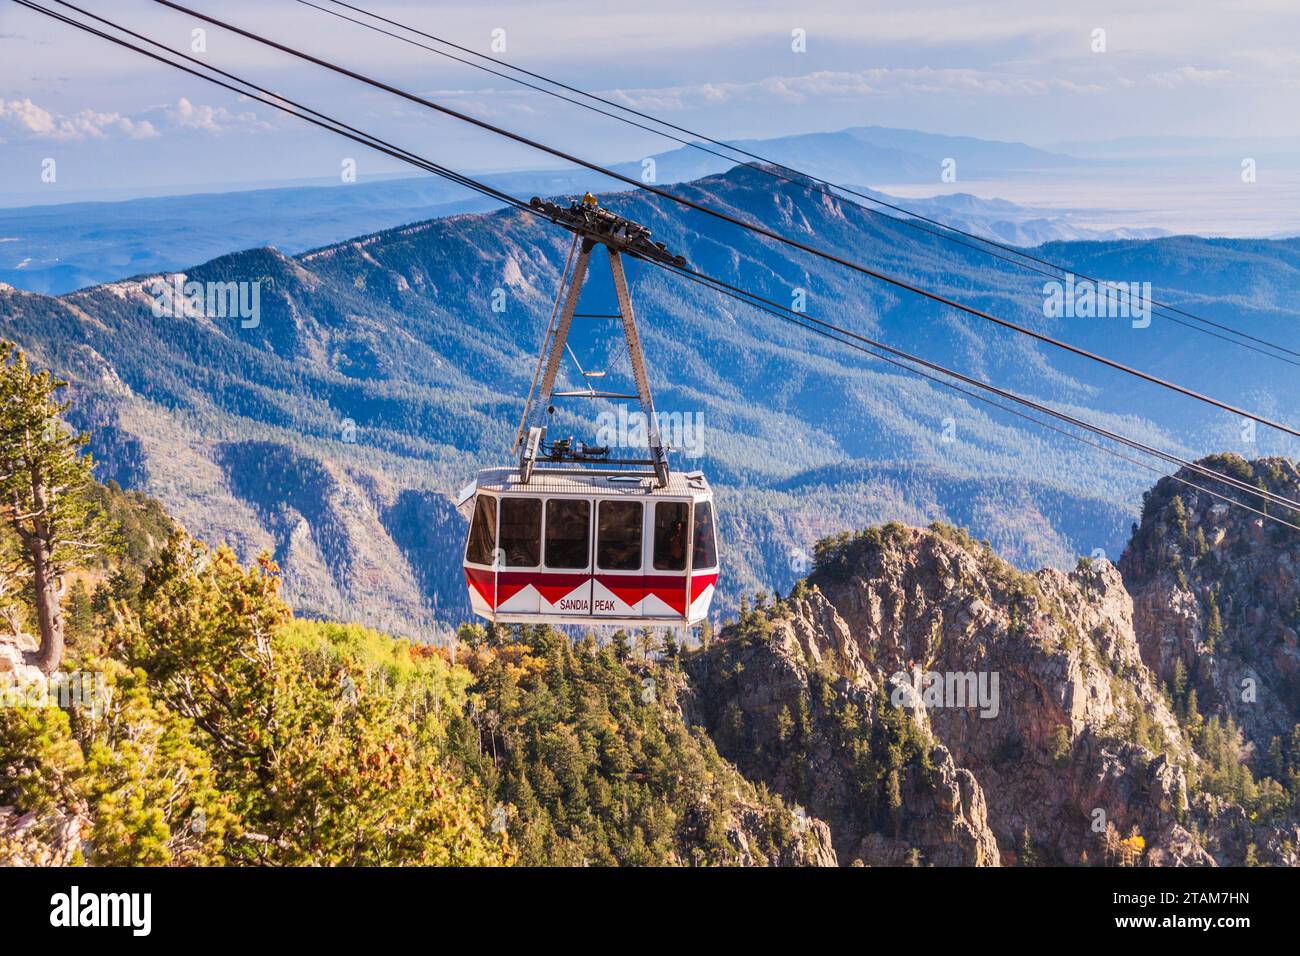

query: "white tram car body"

left=459, top=468, right=718, bottom=628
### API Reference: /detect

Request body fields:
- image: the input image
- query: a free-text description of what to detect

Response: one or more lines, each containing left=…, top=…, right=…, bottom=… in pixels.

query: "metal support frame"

left=531, top=237, right=595, bottom=433
left=520, top=229, right=671, bottom=486
left=608, top=249, right=669, bottom=486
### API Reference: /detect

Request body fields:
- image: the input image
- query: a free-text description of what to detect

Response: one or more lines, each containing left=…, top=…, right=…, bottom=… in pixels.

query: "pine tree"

left=0, top=344, right=117, bottom=673
left=1050, top=724, right=1072, bottom=765
left=1018, top=826, right=1038, bottom=866
left=1171, top=657, right=1188, bottom=706
left=776, top=705, right=794, bottom=746
left=1267, top=736, right=1285, bottom=779
left=634, top=626, right=653, bottom=661
left=885, top=768, right=902, bottom=838
left=1131, top=705, right=1152, bottom=749
left=0, top=530, right=29, bottom=639
left=64, top=578, right=95, bottom=646
left=1205, top=591, right=1224, bottom=651
left=1169, top=495, right=1188, bottom=536
left=1185, top=688, right=1202, bottom=734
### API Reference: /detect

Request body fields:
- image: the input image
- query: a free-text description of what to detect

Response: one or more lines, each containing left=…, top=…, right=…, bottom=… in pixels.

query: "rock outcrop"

left=722, top=800, right=839, bottom=868
left=1116, top=455, right=1300, bottom=865
left=684, top=581, right=1001, bottom=866
left=0, top=629, right=43, bottom=688
left=0, top=805, right=88, bottom=867
left=1120, top=455, right=1300, bottom=758
left=684, top=520, right=1264, bottom=865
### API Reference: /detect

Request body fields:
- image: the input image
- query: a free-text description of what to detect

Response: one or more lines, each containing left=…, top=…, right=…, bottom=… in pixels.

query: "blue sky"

left=2, top=0, right=1299, bottom=201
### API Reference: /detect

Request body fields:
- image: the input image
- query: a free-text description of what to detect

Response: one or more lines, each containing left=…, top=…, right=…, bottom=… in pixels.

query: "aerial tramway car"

left=457, top=194, right=719, bottom=628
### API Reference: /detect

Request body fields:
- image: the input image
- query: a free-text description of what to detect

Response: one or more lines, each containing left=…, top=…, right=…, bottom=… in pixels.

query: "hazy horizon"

left=4, top=1, right=1299, bottom=203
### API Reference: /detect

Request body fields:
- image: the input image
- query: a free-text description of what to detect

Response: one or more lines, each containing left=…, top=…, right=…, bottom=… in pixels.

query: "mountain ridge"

left=3, top=163, right=1300, bottom=633
left=0, top=124, right=1178, bottom=294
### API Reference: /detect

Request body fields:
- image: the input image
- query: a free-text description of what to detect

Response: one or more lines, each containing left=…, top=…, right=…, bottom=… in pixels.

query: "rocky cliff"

left=1120, top=455, right=1300, bottom=765
left=683, top=584, right=1001, bottom=866
left=686, top=498, right=1300, bottom=865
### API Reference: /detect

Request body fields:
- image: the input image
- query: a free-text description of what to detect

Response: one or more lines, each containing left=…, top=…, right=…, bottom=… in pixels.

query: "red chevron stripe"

left=465, top=567, right=495, bottom=606
left=535, top=572, right=591, bottom=606
left=691, top=572, right=718, bottom=603
left=595, top=575, right=644, bottom=607
left=470, top=568, right=710, bottom=616
left=643, top=575, right=687, bottom=615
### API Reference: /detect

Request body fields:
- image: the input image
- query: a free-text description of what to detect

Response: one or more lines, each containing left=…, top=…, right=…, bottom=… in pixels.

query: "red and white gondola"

left=458, top=468, right=718, bottom=627
left=458, top=194, right=718, bottom=628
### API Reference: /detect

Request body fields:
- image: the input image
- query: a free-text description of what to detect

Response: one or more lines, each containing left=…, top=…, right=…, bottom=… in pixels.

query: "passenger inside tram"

left=693, top=501, right=717, bottom=568
left=653, top=502, right=688, bottom=571
left=500, top=498, right=541, bottom=566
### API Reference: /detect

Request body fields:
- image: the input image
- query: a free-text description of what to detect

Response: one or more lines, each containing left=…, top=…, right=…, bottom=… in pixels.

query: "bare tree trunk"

left=31, top=545, right=64, bottom=675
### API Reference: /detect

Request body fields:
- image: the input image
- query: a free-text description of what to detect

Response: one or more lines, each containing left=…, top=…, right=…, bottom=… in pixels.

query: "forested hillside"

left=1, top=353, right=1295, bottom=865
left=3, top=537, right=832, bottom=866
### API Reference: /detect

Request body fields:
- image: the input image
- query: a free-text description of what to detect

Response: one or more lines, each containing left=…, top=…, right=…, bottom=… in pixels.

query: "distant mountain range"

left=608, top=125, right=1072, bottom=185
left=3, top=161, right=1299, bottom=637
left=0, top=126, right=1171, bottom=295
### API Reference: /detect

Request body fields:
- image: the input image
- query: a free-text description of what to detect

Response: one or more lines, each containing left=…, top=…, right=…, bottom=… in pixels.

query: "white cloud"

left=0, top=97, right=159, bottom=140
left=0, top=96, right=273, bottom=142
left=559, top=61, right=1251, bottom=113
left=596, top=67, right=1114, bottom=111
left=155, top=96, right=271, bottom=134
left=1148, top=66, right=1234, bottom=89
left=424, top=60, right=1184, bottom=119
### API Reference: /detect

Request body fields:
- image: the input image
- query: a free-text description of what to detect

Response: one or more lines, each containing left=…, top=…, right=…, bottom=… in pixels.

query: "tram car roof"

left=457, top=467, right=710, bottom=516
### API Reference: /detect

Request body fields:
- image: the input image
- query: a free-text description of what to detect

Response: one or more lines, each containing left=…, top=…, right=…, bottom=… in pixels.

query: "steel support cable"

left=739, top=301, right=1300, bottom=533
left=129, top=0, right=1300, bottom=440
left=650, top=259, right=1300, bottom=519
left=301, top=0, right=1300, bottom=364
left=773, top=317, right=1300, bottom=532
left=21, top=0, right=1300, bottom=529
left=665, top=260, right=1300, bottom=515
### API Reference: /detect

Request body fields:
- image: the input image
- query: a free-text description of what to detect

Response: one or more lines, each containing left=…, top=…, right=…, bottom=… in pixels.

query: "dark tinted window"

left=653, top=501, right=689, bottom=571
left=545, top=498, right=590, bottom=569
left=597, top=500, right=642, bottom=571
left=692, top=500, right=718, bottom=568
left=466, top=495, right=497, bottom=566
left=500, top=497, right=541, bottom=567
